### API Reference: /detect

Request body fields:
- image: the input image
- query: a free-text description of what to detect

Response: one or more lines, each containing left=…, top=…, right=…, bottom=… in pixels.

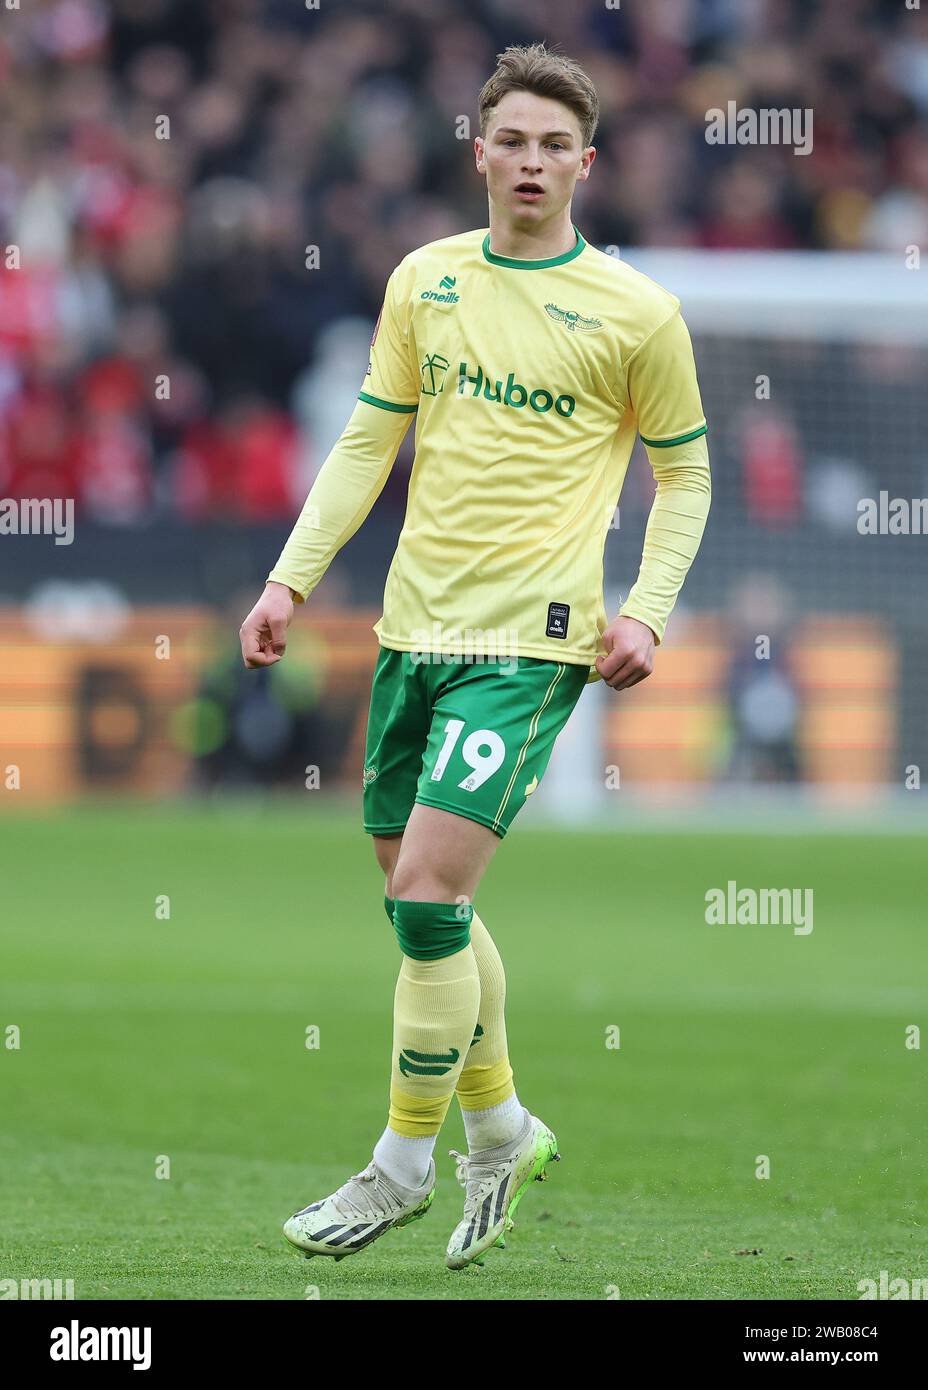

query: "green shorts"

left=362, top=646, right=589, bottom=839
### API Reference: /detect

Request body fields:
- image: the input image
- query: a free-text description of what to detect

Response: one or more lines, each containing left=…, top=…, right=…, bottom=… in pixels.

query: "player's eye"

left=547, top=142, right=565, bottom=151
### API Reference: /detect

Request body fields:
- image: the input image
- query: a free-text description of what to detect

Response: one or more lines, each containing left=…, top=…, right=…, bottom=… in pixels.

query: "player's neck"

left=486, top=208, right=578, bottom=262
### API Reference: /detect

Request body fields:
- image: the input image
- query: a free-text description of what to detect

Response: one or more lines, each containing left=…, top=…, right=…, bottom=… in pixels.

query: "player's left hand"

left=595, top=615, right=656, bottom=690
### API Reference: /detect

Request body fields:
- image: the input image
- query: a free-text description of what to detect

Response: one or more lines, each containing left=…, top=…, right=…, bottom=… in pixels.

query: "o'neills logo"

left=457, top=361, right=576, bottom=417
left=421, top=273, right=460, bottom=303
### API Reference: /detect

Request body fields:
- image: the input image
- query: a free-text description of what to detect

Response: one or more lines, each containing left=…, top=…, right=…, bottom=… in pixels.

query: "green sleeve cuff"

left=640, top=423, right=707, bottom=448
left=358, top=391, right=418, bottom=414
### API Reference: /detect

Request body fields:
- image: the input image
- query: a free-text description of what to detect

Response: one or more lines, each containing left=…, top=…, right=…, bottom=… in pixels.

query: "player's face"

left=475, top=90, right=594, bottom=229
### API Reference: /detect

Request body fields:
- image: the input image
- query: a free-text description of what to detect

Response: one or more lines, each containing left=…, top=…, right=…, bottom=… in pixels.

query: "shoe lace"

left=448, top=1148, right=501, bottom=1218
left=331, top=1163, right=401, bottom=1222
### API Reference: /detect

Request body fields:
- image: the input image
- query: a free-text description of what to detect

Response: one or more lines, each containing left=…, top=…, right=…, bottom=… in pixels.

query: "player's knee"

left=391, top=898, right=473, bottom=960
left=391, top=846, right=472, bottom=902
left=391, top=860, right=443, bottom=903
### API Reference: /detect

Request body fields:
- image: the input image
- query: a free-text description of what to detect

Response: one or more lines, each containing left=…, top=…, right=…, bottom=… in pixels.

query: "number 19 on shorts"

left=430, top=719, right=506, bottom=792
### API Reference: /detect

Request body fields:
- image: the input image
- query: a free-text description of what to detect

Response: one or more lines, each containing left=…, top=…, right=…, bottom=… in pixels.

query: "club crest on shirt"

left=544, top=303, right=604, bottom=333
left=421, top=353, right=451, bottom=395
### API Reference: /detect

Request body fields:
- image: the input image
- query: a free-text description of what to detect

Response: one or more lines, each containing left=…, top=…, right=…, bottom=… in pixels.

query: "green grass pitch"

left=1, top=804, right=924, bottom=1300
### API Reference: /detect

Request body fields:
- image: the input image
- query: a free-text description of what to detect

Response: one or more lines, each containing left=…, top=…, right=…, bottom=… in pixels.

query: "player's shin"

left=453, top=911, right=524, bottom=1151
left=373, top=899, right=481, bottom=1190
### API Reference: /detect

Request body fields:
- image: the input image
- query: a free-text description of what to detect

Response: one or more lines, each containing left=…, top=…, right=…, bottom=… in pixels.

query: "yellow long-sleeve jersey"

left=269, top=226, right=711, bottom=680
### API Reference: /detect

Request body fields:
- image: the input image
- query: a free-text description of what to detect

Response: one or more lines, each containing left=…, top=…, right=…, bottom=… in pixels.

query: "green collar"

left=482, top=225, right=586, bottom=270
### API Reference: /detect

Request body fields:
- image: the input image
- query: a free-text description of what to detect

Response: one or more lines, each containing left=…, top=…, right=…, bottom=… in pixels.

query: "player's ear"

left=578, top=146, right=596, bottom=181
left=474, top=135, right=486, bottom=173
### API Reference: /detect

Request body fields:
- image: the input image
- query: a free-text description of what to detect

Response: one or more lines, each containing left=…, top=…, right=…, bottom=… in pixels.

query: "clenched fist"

left=240, top=581, right=295, bottom=668
left=595, top=615, right=656, bottom=690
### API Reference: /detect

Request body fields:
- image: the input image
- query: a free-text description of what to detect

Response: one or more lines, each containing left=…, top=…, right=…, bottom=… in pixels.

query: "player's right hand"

left=240, top=582, right=294, bottom=668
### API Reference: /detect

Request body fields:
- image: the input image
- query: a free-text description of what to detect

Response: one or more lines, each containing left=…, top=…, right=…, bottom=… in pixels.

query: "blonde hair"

left=478, top=43, right=599, bottom=149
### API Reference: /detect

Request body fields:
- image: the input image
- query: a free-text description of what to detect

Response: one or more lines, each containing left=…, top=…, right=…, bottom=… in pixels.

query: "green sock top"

left=392, top=899, right=474, bottom=960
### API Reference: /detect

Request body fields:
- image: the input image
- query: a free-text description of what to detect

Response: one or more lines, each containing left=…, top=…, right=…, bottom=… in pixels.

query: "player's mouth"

left=514, top=182, right=544, bottom=202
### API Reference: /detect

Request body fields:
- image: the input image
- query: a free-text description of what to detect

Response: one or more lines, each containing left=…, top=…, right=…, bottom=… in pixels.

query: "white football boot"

left=283, top=1157, right=435, bottom=1260
left=445, top=1109, right=560, bottom=1269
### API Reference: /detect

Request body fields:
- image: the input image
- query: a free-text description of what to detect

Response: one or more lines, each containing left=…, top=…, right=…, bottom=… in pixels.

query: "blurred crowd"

left=1, top=0, right=927, bottom=529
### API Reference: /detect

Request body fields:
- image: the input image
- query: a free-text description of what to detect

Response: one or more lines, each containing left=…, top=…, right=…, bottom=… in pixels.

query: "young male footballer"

left=240, top=43, right=711, bottom=1270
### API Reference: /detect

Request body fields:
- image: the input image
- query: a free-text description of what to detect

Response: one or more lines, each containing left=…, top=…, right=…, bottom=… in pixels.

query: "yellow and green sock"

left=455, top=910, right=524, bottom=1151
left=373, top=898, right=480, bottom=1189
